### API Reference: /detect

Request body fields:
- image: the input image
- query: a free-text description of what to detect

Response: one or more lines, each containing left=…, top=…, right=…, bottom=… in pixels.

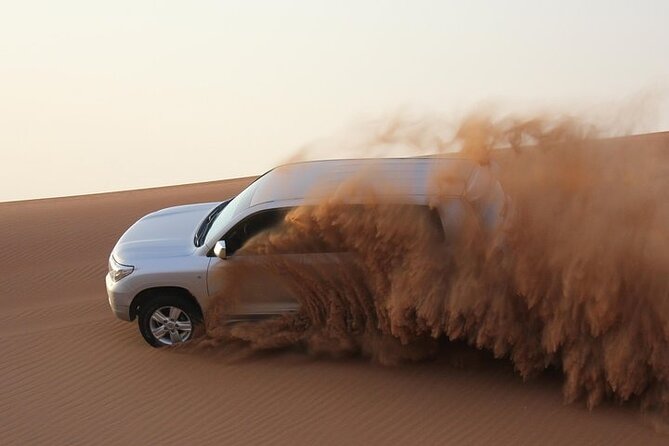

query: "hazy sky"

left=2, top=0, right=668, bottom=202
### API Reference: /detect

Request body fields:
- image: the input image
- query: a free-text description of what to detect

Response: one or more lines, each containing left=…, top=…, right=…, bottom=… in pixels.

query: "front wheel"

left=138, top=294, right=201, bottom=347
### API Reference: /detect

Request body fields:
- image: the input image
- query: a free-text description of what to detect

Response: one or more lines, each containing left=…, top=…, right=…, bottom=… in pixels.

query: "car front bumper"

left=106, top=273, right=134, bottom=321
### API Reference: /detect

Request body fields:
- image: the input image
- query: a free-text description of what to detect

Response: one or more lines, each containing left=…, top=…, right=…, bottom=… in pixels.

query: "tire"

left=137, top=292, right=201, bottom=348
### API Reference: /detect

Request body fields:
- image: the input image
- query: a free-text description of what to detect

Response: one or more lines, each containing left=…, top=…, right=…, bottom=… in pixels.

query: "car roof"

left=248, top=157, right=479, bottom=209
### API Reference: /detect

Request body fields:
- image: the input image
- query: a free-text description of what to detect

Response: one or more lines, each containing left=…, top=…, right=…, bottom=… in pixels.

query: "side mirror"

left=214, top=240, right=227, bottom=259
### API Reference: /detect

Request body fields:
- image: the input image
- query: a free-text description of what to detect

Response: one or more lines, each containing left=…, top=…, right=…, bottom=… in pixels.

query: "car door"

left=206, top=208, right=302, bottom=319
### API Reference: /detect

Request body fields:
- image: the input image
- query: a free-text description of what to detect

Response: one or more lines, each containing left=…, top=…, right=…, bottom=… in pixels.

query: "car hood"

left=113, top=202, right=219, bottom=263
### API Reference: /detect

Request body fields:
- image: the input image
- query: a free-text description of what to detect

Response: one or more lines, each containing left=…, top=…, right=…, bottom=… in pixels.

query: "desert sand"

left=1, top=172, right=667, bottom=445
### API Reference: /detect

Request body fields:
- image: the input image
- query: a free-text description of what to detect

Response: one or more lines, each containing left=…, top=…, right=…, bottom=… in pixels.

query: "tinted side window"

left=223, top=209, right=287, bottom=255
left=288, top=204, right=445, bottom=252
left=225, top=204, right=446, bottom=256
left=286, top=204, right=445, bottom=252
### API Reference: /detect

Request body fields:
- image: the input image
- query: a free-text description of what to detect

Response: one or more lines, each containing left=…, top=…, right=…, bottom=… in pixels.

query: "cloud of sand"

left=196, top=113, right=669, bottom=412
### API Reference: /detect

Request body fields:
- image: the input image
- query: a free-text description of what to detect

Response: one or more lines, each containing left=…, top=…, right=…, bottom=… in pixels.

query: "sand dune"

left=0, top=174, right=667, bottom=445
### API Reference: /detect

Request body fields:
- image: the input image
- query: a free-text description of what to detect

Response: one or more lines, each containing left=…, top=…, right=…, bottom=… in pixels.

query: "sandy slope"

left=0, top=177, right=667, bottom=445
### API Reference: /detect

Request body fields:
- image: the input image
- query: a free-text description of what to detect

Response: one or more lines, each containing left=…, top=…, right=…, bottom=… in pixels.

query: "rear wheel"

left=138, top=293, right=201, bottom=347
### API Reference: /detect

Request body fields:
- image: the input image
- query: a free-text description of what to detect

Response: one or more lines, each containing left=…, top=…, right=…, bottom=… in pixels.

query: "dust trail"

left=198, top=114, right=669, bottom=411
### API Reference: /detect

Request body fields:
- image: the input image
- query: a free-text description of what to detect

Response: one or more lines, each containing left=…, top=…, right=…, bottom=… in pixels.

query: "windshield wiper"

left=194, top=200, right=230, bottom=247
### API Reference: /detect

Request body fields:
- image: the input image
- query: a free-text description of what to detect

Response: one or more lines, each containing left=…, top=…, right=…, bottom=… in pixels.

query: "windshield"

left=203, top=181, right=258, bottom=247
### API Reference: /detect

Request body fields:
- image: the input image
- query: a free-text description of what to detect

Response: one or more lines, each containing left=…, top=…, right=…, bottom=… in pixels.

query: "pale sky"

left=1, top=0, right=668, bottom=202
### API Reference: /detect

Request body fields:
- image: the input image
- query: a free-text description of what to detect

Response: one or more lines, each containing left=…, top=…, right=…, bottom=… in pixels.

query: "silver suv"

left=106, top=157, right=507, bottom=347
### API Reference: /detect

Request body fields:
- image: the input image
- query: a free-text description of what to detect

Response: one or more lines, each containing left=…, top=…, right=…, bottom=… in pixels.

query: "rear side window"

left=305, top=203, right=446, bottom=250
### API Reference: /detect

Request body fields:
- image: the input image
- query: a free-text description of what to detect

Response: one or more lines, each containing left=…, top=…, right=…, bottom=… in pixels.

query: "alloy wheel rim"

left=149, top=306, right=193, bottom=345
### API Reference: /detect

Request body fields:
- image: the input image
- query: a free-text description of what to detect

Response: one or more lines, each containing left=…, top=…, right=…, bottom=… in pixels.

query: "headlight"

left=109, top=255, right=134, bottom=282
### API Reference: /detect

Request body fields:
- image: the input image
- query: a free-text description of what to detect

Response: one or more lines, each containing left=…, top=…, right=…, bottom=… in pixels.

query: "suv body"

left=106, top=157, right=507, bottom=346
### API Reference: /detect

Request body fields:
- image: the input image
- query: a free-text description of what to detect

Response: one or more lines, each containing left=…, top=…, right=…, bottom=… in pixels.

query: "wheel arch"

left=129, top=286, right=203, bottom=321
